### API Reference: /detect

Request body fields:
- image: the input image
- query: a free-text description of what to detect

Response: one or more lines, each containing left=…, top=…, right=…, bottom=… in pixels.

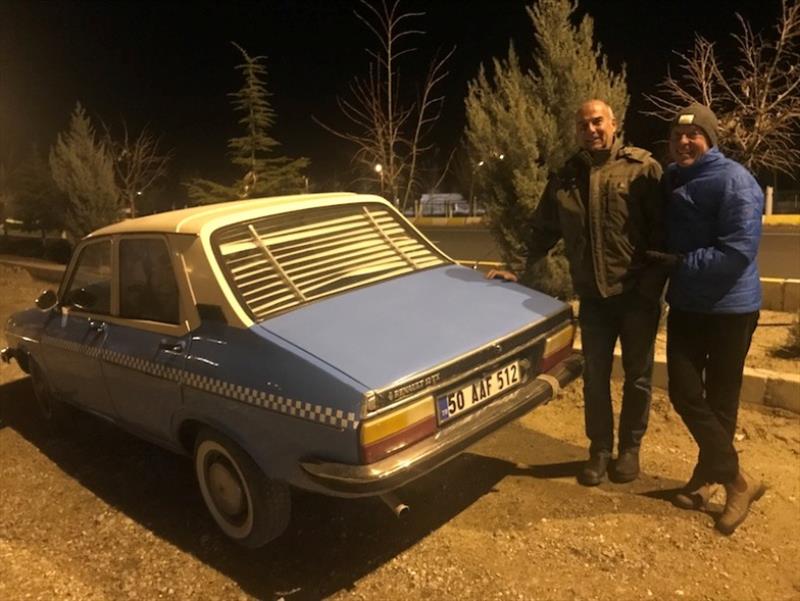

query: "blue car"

left=2, top=193, right=582, bottom=547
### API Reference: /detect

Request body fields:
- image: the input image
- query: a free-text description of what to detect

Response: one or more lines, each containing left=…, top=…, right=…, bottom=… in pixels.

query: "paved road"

left=419, top=225, right=800, bottom=279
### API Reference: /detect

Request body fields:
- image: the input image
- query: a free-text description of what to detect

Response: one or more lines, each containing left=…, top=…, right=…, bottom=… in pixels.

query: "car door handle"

left=158, top=341, right=185, bottom=353
left=88, top=319, right=107, bottom=332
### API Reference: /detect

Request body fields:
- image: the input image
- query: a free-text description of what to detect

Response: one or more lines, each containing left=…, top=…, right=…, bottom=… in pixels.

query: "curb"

left=574, top=338, right=800, bottom=415
left=411, top=214, right=799, bottom=227
left=617, top=352, right=800, bottom=415
left=410, top=216, right=486, bottom=227
left=761, top=278, right=800, bottom=312
left=0, top=257, right=65, bottom=283
left=763, top=215, right=800, bottom=226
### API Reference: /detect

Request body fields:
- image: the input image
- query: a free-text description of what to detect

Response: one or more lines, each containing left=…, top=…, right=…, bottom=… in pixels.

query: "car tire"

left=194, top=428, right=290, bottom=548
left=29, top=358, right=69, bottom=423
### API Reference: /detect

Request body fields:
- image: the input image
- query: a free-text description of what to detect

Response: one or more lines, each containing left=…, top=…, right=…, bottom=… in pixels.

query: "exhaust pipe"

left=379, top=491, right=410, bottom=518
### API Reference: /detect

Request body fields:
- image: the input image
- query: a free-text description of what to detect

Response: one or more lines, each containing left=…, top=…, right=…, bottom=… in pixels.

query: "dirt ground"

left=1, top=265, right=799, bottom=601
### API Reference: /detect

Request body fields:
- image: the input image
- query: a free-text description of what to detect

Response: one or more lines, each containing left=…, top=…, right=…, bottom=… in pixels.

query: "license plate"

left=436, top=360, right=522, bottom=424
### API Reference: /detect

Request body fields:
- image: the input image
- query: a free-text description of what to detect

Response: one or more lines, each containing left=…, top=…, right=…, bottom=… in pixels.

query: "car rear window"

left=212, top=202, right=448, bottom=320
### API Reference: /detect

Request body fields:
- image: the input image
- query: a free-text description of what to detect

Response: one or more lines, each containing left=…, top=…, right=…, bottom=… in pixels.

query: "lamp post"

left=469, top=160, right=485, bottom=216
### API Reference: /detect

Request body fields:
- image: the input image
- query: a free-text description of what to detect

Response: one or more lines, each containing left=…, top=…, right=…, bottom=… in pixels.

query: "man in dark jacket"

left=650, top=103, right=766, bottom=535
left=489, top=99, right=665, bottom=485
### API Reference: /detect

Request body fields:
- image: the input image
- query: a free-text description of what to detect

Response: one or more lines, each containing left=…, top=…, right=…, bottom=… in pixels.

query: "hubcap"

left=207, top=458, right=245, bottom=519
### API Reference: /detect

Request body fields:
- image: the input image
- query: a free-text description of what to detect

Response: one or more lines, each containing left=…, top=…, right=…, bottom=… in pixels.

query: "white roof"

left=88, top=192, right=385, bottom=238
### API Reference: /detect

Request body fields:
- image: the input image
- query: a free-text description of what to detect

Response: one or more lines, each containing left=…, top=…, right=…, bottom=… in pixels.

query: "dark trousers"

left=579, top=290, right=661, bottom=456
left=666, top=308, right=759, bottom=484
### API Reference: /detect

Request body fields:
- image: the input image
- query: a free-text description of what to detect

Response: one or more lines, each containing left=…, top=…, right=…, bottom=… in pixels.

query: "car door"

left=99, top=235, right=188, bottom=442
left=41, top=238, right=115, bottom=416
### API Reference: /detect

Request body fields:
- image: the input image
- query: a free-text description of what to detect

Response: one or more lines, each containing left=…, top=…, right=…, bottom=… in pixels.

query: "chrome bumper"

left=300, top=352, right=583, bottom=496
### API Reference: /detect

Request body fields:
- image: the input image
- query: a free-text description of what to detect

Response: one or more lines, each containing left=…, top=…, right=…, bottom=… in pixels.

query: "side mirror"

left=35, top=289, right=58, bottom=311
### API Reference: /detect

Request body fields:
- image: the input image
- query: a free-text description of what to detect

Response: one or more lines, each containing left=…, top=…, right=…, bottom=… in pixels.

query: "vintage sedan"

left=2, top=193, right=582, bottom=547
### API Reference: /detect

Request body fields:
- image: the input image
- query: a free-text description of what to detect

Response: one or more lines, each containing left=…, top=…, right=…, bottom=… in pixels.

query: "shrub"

left=784, top=309, right=800, bottom=357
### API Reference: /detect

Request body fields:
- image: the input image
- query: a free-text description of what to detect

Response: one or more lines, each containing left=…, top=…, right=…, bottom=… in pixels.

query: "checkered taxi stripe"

left=41, top=335, right=360, bottom=430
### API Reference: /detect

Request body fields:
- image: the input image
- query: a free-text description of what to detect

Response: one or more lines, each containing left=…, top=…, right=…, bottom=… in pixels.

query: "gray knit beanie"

left=671, top=103, right=719, bottom=148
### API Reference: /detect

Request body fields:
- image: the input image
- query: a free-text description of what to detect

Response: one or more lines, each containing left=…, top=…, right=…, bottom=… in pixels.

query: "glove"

left=646, top=250, right=682, bottom=269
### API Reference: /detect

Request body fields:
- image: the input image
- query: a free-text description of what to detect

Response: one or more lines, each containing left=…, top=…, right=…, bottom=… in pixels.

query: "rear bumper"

left=300, top=351, right=583, bottom=496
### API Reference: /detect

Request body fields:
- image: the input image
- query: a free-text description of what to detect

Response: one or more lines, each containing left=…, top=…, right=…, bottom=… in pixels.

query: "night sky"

left=0, top=0, right=782, bottom=202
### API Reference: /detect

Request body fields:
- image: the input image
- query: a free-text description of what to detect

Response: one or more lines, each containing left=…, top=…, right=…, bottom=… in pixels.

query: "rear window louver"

left=213, top=203, right=447, bottom=320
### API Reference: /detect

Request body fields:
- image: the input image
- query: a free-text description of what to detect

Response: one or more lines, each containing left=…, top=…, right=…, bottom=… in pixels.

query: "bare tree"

left=105, top=122, right=171, bottom=217
left=644, top=0, right=800, bottom=176
left=315, top=0, right=453, bottom=210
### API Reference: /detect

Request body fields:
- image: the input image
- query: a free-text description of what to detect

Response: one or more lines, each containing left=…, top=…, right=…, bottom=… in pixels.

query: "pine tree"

left=465, top=0, right=628, bottom=298
left=49, top=103, right=120, bottom=240
left=186, top=44, right=309, bottom=204
left=10, top=147, right=68, bottom=243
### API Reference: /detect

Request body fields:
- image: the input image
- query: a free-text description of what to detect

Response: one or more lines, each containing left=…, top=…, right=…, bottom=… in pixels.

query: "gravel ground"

left=1, top=266, right=799, bottom=601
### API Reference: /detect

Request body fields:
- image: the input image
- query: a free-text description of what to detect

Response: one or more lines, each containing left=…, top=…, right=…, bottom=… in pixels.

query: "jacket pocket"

left=605, top=176, right=631, bottom=228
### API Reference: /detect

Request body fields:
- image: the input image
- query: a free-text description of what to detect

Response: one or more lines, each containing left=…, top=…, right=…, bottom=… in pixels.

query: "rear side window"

left=212, top=203, right=448, bottom=320
left=64, top=240, right=112, bottom=314
left=119, top=238, right=180, bottom=324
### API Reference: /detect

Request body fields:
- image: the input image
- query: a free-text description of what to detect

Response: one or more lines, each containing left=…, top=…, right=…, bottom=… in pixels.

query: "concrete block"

left=611, top=353, right=623, bottom=379
left=765, top=373, right=800, bottom=414
left=610, top=351, right=668, bottom=390
left=651, top=353, right=668, bottom=391
left=740, top=369, right=769, bottom=406
left=760, top=278, right=784, bottom=311
left=783, top=279, right=800, bottom=312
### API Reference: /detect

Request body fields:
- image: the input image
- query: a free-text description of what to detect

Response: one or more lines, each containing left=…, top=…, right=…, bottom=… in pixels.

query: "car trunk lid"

left=256, top=265, right=569, bottom=390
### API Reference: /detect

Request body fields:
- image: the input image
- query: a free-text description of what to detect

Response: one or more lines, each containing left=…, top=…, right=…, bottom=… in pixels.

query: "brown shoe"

left=578, top=452, right=610, bottom=486
left=612, top=449, right=640, bottom=483
left=716, top=471, right=767, bottom=535
left=673, top=469, right=714, bottom=510
left=674, top=483, right=714, bottom=510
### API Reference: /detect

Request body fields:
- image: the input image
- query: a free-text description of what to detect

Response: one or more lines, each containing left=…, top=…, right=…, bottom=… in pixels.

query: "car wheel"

left=194, top=428, right=290, bottom=548
left=29, top=359, right=67, bottom=422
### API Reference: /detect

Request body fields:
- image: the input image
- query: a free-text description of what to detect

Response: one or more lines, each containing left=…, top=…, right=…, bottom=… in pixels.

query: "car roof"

left=88, top=192, right=387, bottom=238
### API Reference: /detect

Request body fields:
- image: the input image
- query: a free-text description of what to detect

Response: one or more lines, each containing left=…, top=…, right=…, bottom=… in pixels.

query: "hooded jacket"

left=665, top=147, right=763, bottom=313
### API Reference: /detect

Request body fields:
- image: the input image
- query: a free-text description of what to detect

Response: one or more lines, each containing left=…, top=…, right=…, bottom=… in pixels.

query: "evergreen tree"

left=186, top=44, right=309, bottom=204
left=49, top=103, right=120, bottom=239
left=10, top=147, right=68, bottom=243
left=465, top=0, right=628, bottom=298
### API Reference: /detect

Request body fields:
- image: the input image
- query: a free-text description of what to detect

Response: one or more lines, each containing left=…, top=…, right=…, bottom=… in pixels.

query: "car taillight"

left=538, top=323, right=575, bottom=372
left=359, top=396, right=437, bottom=464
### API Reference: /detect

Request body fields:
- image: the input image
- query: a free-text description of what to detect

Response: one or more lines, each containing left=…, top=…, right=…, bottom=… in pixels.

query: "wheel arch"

left=176, top=417, right=266, bottom=472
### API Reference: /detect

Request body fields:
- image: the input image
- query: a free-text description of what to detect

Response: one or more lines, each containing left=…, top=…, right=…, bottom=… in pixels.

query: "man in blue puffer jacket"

left=648, top=103, right=766, bottom=535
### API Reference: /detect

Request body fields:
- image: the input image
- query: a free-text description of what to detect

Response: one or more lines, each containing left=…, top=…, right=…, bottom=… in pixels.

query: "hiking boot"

left=612, top=449, right=640, bottom=483
left=716, top=470, right=767, bottom=535
left=673, top=467, right=714, bottom=510
left=578, top=452, right=610, bottom=486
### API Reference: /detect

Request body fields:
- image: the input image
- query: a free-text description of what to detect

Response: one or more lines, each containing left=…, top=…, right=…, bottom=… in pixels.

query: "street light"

left=374, top=163, right=384, bottom=197
left=469, top=161, right=485, bottom=216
